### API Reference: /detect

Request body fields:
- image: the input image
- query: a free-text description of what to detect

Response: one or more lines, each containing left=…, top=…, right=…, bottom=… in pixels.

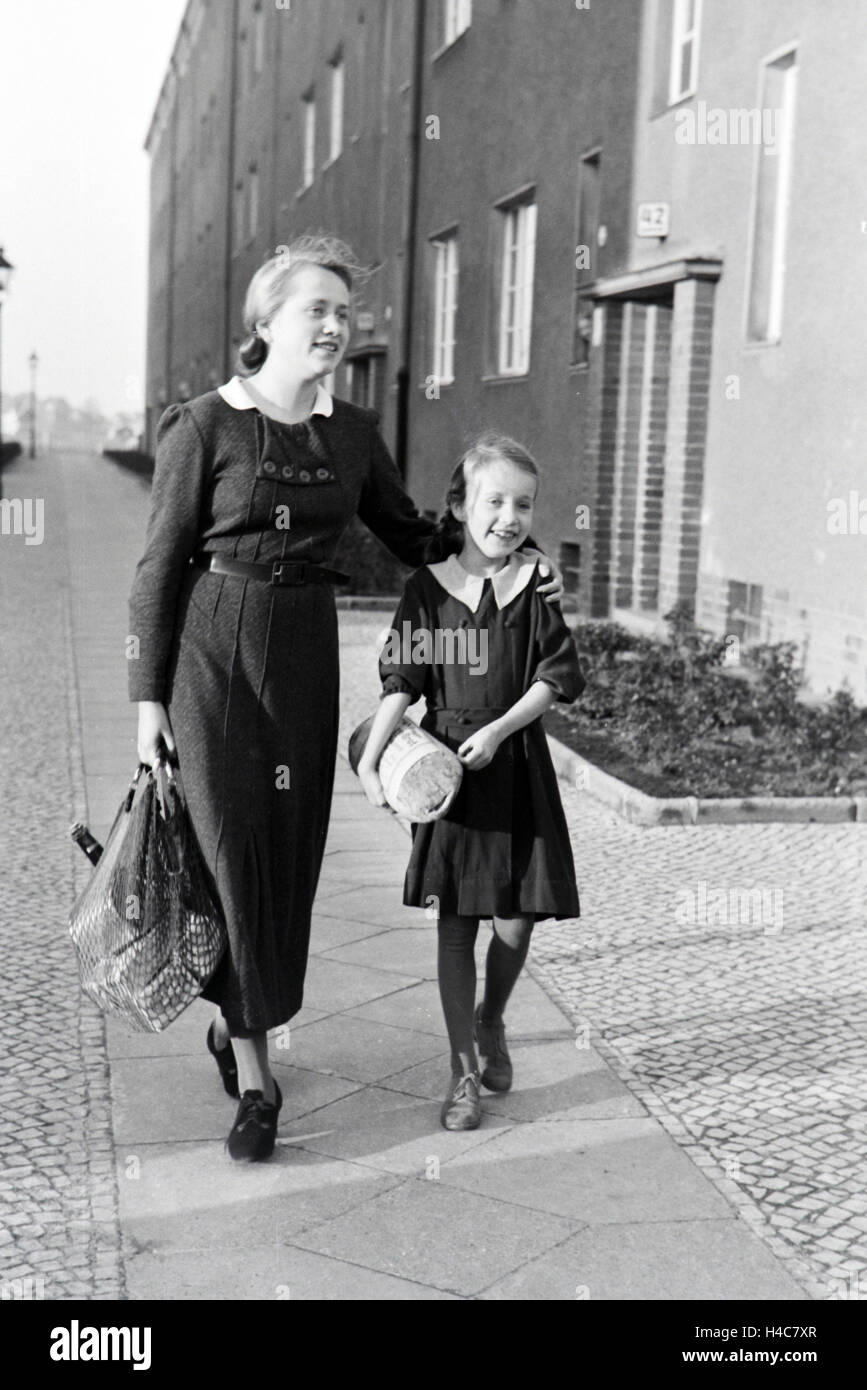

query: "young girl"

left=358, top=433, right=584, bottom=1131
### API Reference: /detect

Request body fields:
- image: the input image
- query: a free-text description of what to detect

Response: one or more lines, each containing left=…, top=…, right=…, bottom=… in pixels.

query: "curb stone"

left=547, top=733, right=867, bottom=828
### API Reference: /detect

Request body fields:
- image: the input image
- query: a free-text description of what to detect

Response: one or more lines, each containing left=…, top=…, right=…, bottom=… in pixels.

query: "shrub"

left=565, top=608, right=867, bottom=790
left=0, top=441, right=23, bottom=466
left=331, top=515, right=410, bottom=594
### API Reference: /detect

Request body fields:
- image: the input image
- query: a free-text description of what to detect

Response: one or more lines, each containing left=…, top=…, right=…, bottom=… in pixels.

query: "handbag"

left=67, top=757, right=227, bottom=1032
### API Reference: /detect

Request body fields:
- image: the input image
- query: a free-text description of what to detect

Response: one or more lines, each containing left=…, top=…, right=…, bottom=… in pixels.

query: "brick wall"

left=582, top=300, right=625, bottom=618
left=657, top=276, right=715, bottom=618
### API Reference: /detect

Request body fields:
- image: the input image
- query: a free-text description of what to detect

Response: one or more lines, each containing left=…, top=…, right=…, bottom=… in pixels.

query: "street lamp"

left=28, top=350, right=38, bottom=458
left=0, top=249, right=14, bottom=453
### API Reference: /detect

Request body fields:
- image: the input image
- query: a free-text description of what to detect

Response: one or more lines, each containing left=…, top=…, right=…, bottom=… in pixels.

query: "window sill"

left=482, top=372, right=531, bottom=385
left=431, top=30, right=470, bottom=63
left=418, top=379, right=455, bottom=391
left=650, top=89, right=698, bottom=120
left=742, top=336, right=782, bottom=352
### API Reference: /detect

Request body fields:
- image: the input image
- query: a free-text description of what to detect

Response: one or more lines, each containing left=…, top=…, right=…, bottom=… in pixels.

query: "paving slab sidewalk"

left=58, top=450, right=812, bottom=1302
left=104, top=772, right=806, bottom=1301
left=1, top=447, right=808, bottom=1301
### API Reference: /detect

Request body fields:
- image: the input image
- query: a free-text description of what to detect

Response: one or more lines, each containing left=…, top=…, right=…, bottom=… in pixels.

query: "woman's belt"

left=193, top=552, right=350, bottom=587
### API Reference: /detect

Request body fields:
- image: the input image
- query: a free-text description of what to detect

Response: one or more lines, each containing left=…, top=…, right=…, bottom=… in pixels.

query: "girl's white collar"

left=427, top=551, right=538, bottom=613
left=217, top=375, right=334, bottom=418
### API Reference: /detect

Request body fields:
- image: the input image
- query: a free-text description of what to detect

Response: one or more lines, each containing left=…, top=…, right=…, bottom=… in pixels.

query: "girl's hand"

left=458, top=723, right=504, bottom=771
left=137, top=701, right=176, bottom=767
left=358, top=761, right=389, bottom=810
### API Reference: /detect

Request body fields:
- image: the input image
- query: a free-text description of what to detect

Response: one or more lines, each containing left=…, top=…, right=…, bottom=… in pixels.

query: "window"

left=669, top=0, right=701, bottom=104
left=559, top=541, right=581, bottom=597
left=248, top=164, right=259, bottom=239
left=727, top=580, right=763, bottom=645
left=253, top=2, right=265, bottom=75
left=444, top=0, right=472, bottom=46
left=745, top=48, right=797, bottom=344
left=302, top=93, right=315, bottom=187
left=497, top=201, right=536, bottom=376
left=576, top=151, right=600, bottom=285
left=346, top=351, right=386, bottom=417
left=573, top=151, right=600, bottom=364
left=432, top=232, right=459, bottom=384
left=354, top=18, right=367, bottom=138
left=328, top=56, right=344, bottom=162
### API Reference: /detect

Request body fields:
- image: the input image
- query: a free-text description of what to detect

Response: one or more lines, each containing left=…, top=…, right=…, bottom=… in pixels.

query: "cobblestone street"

left=338, top=615, right=867, bottom=1302
left=0, top=450, right=124, bottom=1298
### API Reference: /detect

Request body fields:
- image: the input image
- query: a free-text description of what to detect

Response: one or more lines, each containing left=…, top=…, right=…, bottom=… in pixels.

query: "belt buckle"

left=272, top=560, right=306, bottom=586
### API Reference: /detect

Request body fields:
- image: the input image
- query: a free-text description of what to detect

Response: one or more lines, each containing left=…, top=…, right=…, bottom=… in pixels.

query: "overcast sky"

left=0, top=0, right=187, bottom=417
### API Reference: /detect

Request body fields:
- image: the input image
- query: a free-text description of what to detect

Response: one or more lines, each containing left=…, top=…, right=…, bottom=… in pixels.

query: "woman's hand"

left=458, top=723, right=504, bottom=771
left=533, top=552, right=565, bottom=602
left=358, top=759, right=389, bottom=810
left=137, top=701, right=176, bottom=767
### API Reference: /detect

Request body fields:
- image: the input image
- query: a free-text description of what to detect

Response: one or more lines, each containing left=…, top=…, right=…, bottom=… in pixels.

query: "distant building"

left=145, top=0, right=867, bottom=697
left=144, top=0, right=420, bottom=458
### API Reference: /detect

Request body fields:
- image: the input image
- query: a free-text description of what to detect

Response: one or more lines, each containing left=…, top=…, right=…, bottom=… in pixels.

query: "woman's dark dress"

left=128, top=389, right=435, bottom=1036
left=379, top=557, right=584, bottom=921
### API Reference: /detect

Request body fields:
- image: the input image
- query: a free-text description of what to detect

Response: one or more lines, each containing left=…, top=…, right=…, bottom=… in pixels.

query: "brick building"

left=144, top=0, right=867, bottom=697
left=579, top=0, right=867, bottom=699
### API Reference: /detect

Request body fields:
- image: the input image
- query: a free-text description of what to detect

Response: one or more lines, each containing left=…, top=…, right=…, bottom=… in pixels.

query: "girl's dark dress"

left=128, top=383, right=435, bottom=1036
left=379, top=553, right=584, bottom=921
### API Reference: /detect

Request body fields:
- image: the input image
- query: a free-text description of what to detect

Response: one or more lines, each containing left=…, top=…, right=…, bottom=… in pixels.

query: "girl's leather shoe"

left=206, top=1021, right=240, bottom=1099
left=440, top=1071, right=481, bottom=1130
left=474, top=1004, right=513, bottom=1092
left=226, top=1082, right=283, bottom=1162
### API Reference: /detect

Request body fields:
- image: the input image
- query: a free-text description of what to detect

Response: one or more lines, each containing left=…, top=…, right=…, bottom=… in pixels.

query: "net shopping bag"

left=68, top=758, right=226, bottom=1032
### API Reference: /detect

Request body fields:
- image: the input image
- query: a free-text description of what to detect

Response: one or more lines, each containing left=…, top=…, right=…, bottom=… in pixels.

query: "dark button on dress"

left=379, top=562, right=585, bottom=921
left=128, top=390, right=437, bottom=1036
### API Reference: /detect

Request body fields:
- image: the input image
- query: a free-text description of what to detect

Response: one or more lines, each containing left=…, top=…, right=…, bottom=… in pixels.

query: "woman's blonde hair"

left=236, top=233, right=368, bottom=375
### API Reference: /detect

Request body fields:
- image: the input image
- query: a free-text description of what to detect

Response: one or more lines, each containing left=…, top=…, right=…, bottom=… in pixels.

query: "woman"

left=129, top=234, right=563, bottom=1161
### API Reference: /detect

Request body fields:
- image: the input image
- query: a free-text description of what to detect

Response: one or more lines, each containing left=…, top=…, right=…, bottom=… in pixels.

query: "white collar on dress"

left=427, top=551, right=538, bottom=613
left=217, top=375, right=334, bottom=418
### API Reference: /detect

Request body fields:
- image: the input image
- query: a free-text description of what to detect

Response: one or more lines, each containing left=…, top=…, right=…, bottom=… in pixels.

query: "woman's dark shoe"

left=474, top=1004, right=513, bottom=1092
left=226, top=1082, right=283, bottom=1162
left=206, top=1021, right=239, bottom=1099
left=440, top=1071, right=481, bottom=1131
